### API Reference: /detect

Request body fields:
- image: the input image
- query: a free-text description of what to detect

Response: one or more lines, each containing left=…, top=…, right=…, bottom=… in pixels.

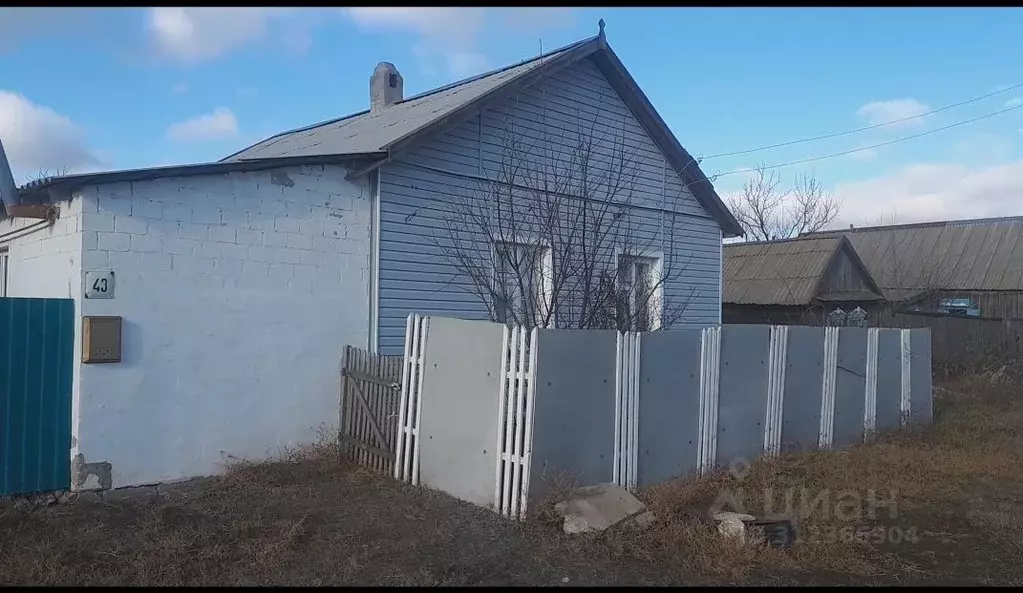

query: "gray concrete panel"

left=910, top=329, right=933, bottom=424
left=833, top=328, right=867, bottom=448
left=875, top=330, right=903, bottom=433
left=716, top=325, right=771, bottom=468
left=418, top=317, right=504, bottom=507
left=781, top=327, right=825, bottom=453
left=637, top=329, right=703, bottom=486
left=529, top=329, right=618, bottom=499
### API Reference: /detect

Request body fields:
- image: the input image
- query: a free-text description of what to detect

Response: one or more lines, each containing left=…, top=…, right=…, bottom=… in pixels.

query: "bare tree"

left=728, top=166, right=841, bottom=242
left=433, top=80, right=697, bottom=331
left=24, top=166, right=71, bottom=186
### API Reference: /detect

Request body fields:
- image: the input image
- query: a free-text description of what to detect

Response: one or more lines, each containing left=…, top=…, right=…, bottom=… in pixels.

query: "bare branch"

left=431, top=67, right=699, bottom=331
left=727, top=165, right=841, bottom=242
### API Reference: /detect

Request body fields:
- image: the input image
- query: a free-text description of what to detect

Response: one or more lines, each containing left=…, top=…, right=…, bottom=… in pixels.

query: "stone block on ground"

left=554, top=483, right=655, bottom=535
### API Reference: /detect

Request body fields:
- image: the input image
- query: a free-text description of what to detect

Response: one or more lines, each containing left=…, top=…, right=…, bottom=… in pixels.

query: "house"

left=807, top=216, right=1023, bottom=320
left=0, top=24, right=741, bottom=492
left=722, top=235, right=883, bottom=325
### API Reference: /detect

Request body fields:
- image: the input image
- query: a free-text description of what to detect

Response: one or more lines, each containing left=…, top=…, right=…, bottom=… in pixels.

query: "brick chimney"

left=370, top=62, right=403, bottom=112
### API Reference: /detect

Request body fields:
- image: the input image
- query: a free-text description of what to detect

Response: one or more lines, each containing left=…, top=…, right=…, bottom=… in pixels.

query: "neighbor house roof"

left=221, top=29, right=743, bottom=237
left=723, top=236, right=882, bottom=306
left=807, top=216, right=1023, bottom=299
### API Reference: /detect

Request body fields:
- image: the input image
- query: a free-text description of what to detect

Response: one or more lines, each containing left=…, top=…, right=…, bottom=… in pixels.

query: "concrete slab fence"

left=389, top=316, right=932, bottom=521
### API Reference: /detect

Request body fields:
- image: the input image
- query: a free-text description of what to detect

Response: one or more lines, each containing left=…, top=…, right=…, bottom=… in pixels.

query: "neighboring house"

left=0, top=26, right=741, bottom=491
left=808, top=216, right=1023, bottom=320
left=722, top=236, right=883, bottom=325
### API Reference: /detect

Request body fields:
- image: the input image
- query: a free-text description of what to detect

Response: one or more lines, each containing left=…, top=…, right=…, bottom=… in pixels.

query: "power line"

left=710, top=101, right=1023, bottom=179
left=701, top=81, right=1023, bottom=160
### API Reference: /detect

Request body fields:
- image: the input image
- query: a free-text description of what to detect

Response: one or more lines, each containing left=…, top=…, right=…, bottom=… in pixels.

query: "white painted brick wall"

left=74, top=164, right=372, bottom=489
left=1, top=200, right=87, bottom=483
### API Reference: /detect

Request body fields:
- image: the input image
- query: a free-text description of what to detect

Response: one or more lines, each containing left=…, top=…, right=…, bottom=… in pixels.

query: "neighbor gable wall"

left=377, top=56, right=724, bottom=354
left=72, top=164, right=371, bottom=489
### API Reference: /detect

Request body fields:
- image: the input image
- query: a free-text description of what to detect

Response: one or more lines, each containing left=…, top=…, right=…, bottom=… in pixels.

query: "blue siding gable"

left=377, top=56, right=723, bottom=354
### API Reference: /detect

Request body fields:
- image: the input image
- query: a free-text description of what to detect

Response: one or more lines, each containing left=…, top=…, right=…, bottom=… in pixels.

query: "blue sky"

left=2, top=7, right=1022, bottom=227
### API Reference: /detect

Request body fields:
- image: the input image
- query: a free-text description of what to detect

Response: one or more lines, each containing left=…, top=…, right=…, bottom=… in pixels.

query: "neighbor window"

left=0, top=248, right=8, bottom=297
left=618, top=253, right=662, bottom=331
left=493, top=240, right=549, bottom=325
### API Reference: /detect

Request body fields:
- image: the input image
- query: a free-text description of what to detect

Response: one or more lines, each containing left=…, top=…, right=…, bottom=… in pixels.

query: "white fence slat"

left=864, top=328, right=879, bottom=438
left=510, top=326, right=528, bottom=519
left=613, top=332, right=623, bottom=487
left=410, top=317, right=429, bottom=486
left=519, top=327, right=538, bottom=519
left=501, top=326, right=520, bottom=516
left=493, top=324, right=510, bottom=512
left=900, top=329, right=912, bottom=427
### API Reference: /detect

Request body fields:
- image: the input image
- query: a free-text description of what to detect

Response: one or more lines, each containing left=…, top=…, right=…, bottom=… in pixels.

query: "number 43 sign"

left=85, top=271, right=115, bottom=299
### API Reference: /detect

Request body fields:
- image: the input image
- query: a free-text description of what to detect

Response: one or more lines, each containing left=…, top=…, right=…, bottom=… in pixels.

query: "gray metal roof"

left=724, top=236, right=853, bottom=305
left=8, top=28, right=743, bottom=236
left=221, top=31, right=743, bottom=237
left=223, top=39, right=591, bottom=161
left=809, top=216, right=1023, bottom=296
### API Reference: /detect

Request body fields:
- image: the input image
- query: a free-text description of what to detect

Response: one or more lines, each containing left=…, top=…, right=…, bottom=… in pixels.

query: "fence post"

left=818, top=326, right=839, bottom=449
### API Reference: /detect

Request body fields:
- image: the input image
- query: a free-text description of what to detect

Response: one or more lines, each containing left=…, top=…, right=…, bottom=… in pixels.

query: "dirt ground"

left=2, top=376, right=1022, bottom=586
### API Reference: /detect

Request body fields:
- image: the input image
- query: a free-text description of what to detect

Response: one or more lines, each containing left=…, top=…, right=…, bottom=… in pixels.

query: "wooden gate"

left=339, top=345, right=404, bottom=473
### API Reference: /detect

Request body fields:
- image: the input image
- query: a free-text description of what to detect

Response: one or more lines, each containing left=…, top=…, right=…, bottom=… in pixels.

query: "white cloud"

left=831, top=160, right=1023, bottom=228
left=1006, top=97, right=1023, bottom=108
left=341, top=8, right=576, bottom=78
left=0, top=91, right=102, bottom=181
left=166, top=107, right=238, bottom=142
left=856, top=98, right=932, bottom=128
left=148, top=7, right=298, bottom=63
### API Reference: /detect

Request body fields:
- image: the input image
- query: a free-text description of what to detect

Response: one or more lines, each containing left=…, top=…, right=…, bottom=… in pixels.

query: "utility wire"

left=710, top=101, right=1023, bottom=179
left=701, top=81, right=1023, bottom=160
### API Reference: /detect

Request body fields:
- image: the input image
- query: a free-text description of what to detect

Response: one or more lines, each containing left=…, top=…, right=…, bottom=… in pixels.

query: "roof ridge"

left=724, top=235, right=843, bottom=248
left=220, top=35, right=596, bottom=163
left=807, top=214, right=1023, bottom=235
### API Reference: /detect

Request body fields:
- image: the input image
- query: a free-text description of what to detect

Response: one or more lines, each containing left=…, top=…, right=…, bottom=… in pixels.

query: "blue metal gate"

left=0, top=297, right=74, bottom=496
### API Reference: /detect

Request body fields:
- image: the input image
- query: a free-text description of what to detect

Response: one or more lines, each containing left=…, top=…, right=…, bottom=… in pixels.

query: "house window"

left=0, top=248, right=8, bottom=297
left=493, top=240, right=549, bottom=325
left=618, top=253, right=662, bottom=331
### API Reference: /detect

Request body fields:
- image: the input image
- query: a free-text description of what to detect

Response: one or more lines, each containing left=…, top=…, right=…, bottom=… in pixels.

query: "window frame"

left=490, top=235, right=554, bottom=328
left=615, top=249, right=664, bottom=332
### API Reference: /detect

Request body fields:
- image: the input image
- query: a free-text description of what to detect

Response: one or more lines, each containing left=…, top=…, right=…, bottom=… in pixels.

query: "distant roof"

left=723, top=236, right=880, bottom=306
left=807, top=216, right=1023, bottom=297
left=222, top=30, right=742, bottom=237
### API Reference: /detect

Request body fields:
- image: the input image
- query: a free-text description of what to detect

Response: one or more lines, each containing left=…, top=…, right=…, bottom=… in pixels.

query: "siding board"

left=377, top=57, right=723, bottom=354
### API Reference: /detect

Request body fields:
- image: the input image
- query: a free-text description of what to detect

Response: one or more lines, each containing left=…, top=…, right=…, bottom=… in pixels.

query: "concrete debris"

left=713, top=511, right=756, bottom=541
left=554, top=483, right=655, bottom=535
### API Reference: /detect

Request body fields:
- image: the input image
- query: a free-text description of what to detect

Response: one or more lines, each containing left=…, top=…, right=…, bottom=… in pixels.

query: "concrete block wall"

left=1, top=202, right=87, bottom=459
left=71, top=164, right=372, bottom=489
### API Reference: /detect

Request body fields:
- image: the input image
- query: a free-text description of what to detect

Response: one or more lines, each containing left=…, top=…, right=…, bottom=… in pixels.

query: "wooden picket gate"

left=339, top=345, right=404, bottom=474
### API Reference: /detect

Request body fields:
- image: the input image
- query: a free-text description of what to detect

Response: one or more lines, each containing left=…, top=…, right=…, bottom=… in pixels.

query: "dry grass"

left=589, top=375, right=1023, bottom=585
left=3, top=377, right=1023, bottom=585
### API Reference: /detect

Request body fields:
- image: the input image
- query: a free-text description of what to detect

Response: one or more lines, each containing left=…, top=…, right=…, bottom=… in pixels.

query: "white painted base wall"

left=6, top=164, right=372, bottom=489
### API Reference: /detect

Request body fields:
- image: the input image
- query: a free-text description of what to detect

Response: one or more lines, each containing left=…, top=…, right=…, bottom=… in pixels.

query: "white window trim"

left=0, top=247, right=8, bottom=298
left=614, top=248, right=664, bottom=331
left=490, top=234, right=555, bottom=328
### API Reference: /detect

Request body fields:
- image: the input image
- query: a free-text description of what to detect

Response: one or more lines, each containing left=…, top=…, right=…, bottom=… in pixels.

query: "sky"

left=2, top=7, right=1023, bottom=228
